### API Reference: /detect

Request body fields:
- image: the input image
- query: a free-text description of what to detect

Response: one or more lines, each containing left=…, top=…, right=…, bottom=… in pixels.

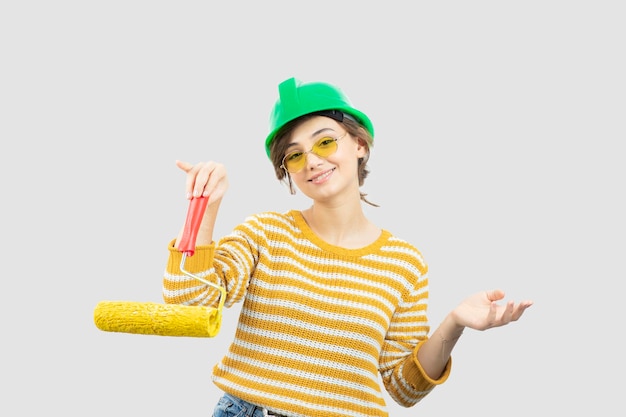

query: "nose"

left=304, top=149, right=324, bottom=168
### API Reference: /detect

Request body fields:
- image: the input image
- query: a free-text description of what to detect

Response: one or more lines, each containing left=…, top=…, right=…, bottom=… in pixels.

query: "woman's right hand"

left=175, top=160, right=229, bottom=205
left=174, top=160, right=229, bottom=248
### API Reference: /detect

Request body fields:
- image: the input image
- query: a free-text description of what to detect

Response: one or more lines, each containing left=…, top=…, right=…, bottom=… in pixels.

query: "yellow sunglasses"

left=280, top=133, right=347, bottom=173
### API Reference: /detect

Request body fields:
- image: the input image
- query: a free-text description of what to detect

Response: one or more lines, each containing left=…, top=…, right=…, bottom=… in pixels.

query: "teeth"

left=312, top=169, right=333, bottom=182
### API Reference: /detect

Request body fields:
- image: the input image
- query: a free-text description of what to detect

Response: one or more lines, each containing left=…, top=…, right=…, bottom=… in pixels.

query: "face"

left=283, top=116, right=366, bottom=202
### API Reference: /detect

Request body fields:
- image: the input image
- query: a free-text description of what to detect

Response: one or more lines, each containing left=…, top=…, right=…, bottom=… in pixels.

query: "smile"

left=308, top=168, right=335, bottom=183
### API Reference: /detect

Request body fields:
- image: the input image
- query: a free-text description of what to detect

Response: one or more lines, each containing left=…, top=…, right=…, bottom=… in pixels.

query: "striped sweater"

left=163, top=210, right=451, bottom=417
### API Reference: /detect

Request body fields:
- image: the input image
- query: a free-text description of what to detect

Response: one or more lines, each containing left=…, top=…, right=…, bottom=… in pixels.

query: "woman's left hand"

left=451, top=289, right=533, bottom=331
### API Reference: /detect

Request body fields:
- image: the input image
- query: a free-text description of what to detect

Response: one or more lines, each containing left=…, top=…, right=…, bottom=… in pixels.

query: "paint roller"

left=93, top=196, right=226, bottom=337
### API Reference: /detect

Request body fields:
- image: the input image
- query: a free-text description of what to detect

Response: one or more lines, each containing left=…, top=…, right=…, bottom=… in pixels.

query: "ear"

left=355, top=137, right=368, bottom=158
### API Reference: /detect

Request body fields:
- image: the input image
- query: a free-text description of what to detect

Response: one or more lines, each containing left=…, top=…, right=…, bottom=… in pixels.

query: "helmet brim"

left=264, top=107, right=374, bottom=158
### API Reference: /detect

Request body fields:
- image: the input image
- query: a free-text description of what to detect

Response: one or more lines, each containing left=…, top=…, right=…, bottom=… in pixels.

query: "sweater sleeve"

left=378, top=271, right=452, bottom=407
left=162, top=215, right=263, bottom=308
left=162, top=239, right=224, bottom=308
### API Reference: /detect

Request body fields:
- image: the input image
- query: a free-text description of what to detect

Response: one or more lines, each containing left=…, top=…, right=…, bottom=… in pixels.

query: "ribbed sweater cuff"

left=167, top=239, right=215, bottom=274
left=403, top=340, right=452, bottom=390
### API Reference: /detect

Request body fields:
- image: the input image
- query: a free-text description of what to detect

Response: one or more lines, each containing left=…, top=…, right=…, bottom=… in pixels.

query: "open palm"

left=451, top=289, right=533, bottom=331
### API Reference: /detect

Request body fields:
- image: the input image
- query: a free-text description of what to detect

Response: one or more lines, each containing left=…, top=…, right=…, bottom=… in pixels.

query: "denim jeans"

left=212, top=392, right=286, bottom=417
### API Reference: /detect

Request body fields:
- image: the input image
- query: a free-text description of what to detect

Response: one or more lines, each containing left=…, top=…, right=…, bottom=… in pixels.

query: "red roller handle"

left=177, top=196, right=209, bottom=257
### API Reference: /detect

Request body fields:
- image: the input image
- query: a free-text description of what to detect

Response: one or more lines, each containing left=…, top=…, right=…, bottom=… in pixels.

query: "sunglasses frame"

left=280, top=132, right=348, bottom=174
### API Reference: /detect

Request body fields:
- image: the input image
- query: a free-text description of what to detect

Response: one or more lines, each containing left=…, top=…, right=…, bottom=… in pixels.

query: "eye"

left=285, top=151, right=303, bottom=162
left=316, top=137, right=336, bottom=148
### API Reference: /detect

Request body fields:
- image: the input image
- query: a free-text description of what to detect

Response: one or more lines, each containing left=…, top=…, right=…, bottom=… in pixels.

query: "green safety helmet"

left=264, top=77, right=374, bottom=158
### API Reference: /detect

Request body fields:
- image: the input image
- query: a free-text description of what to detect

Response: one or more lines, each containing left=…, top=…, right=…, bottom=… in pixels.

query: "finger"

left=192, top=162, right=226, bottom=199
left=175, top=160, right=193, bottom=172
left=202, top=164, right=226, bottom=201
left=486, top=289, right=505, bottom=302
left=511, top=300, right=533, bottom=321
left=486, top=300, right=498, bottom=327
left=190, top=163, right=213, bottom=198
left=176, top=160, right=197, bottom=199
left=500, top=300, right=515, bottom=325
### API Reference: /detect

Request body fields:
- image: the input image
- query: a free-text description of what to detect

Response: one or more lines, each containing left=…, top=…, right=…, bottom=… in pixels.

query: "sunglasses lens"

left=283, top=137, right=339, bottom=173
left=312, top=137, right=338, bottom=157
left=284, top=151, right=305, bottom=172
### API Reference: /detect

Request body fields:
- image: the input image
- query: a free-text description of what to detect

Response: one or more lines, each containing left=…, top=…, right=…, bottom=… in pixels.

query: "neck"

left=301, top=201, right=379, bottom=249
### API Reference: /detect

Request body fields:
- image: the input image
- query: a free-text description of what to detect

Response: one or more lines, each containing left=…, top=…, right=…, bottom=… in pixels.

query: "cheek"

left=335, top=143, right=363, bottom=167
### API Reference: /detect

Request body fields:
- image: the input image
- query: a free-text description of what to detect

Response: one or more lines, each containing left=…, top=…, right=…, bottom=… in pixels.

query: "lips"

left=308, top=168, right=335, bottom=183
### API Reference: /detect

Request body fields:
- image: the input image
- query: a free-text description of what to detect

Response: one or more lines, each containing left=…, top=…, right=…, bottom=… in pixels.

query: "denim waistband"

left=218, top=392, right=288, bottom=417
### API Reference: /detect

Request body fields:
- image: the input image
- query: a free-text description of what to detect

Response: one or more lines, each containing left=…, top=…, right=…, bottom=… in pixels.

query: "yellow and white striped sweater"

left=163, top=210, right=450, bottom=417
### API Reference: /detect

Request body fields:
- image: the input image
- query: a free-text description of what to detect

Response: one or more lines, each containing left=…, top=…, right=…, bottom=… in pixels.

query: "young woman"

left=163, top=77, right=533, bottom=417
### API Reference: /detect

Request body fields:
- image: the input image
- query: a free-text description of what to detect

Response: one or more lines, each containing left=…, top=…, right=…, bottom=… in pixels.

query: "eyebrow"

left=286, top=128, right=337, bottom=150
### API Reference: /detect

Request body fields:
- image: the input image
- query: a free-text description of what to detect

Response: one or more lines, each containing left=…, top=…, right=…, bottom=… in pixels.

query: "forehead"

left=289, top=116, right=343, bottom=143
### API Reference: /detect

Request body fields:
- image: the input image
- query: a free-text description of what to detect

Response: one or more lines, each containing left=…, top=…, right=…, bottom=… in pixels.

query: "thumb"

left=486, top=289, right=505, bottom=302
left=175, top=160, right=194, bottom=172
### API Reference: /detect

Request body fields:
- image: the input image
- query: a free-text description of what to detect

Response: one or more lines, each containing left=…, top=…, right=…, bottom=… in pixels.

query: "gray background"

left=2, top=1, right=624, bottom=415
